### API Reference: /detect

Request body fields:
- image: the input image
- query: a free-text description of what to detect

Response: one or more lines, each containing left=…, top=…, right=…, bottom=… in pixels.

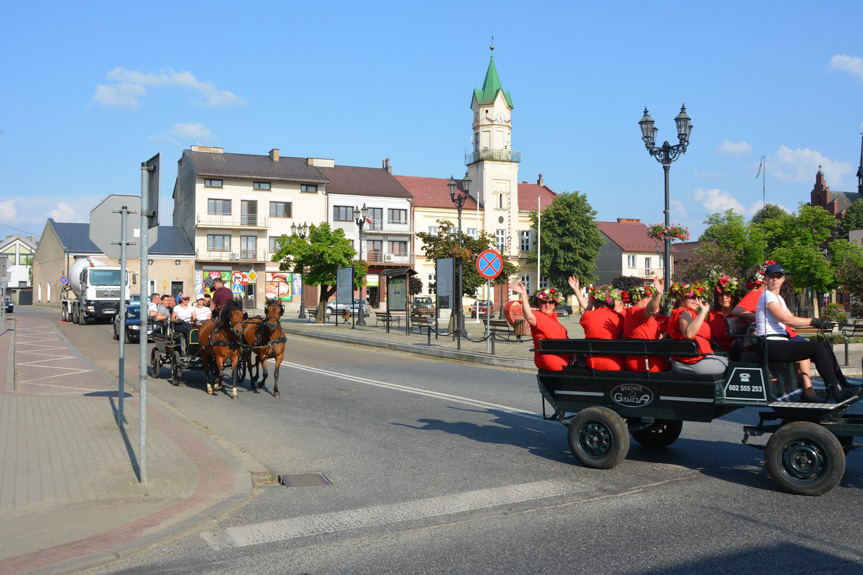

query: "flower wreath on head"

left=627, top=284, right=658, bottom=302
left=532, top=287, right=563, bottom=306
left=744, top=259, right=775, bottom=290
left=710, top=273, right=741, bottom=297
left=587, top=285, right=622, bottom=307
left=668, top=281, right=709, bottom=301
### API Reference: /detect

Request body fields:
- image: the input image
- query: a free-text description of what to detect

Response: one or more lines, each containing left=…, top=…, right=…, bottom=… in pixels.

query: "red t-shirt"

left=667, top=308, right=713, bottom=364
left=622, top=306, right=668, bottom=372
left=708, top=310, right=733, bottom=351
left=530, top=311, right=570, bottom=371
left=212, top=286, right=234, bottom=315
left=739, top=289, right=798, bottom=338
left=580, top=307, right=624, bottom=371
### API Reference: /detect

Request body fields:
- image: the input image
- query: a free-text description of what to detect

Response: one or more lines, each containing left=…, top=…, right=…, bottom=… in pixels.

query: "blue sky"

left=2, top=1, right=862, bottom=241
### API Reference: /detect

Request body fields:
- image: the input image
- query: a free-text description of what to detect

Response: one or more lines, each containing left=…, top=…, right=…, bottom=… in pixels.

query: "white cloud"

left=670, top=199, right=689, bottom=218
left=771, top=145, right=854, bottom=186
left=0, top=199, right=17, bottom=221
left=47, top=202, right=81, bottom=222
left=93, top=67, right=247, bottom=109
left=692, top=188, right=745, bottom=214
left=716, top=140, right=752, bottom=155
left=829, top=54, right=863, bottom=81
left=171, top=122, right=214, bottom=141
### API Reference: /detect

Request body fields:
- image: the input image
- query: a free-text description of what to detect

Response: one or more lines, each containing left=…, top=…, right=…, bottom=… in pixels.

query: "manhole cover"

left=278, top=472, right=333, bottom=487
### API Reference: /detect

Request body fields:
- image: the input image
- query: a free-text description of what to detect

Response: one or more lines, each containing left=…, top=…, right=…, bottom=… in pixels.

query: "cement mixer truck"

left=61, top=258, right=130, bottom=324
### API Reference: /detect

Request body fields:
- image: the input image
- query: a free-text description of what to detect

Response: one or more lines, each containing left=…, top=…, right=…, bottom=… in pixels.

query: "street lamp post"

left=638, top=105, right=693, bottom=293
left=448, top=174, right=471, bottom=345
left=291, top=221, right=309, bottom=319
left=353, top=203, right=369, bottom=326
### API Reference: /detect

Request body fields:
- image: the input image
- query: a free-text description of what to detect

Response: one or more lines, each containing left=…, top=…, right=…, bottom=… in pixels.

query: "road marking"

left=280, top=360, right=543, bottom=422
left=201, top=480, right=583, bottom=550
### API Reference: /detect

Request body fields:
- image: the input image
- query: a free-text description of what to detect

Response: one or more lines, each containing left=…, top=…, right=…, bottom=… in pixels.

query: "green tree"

left=837, top=199, right=863, bottom=240
left=415, top=220, right=518, bottom=299
left=409, top=275, right=423, bottom=296
left=750, top=203, right=787, bottom=226
left=830, top=239, right=863, bottom=316
left=271, top=223, right=366, bottom=322
left=528, top=191, right=603, bottom=294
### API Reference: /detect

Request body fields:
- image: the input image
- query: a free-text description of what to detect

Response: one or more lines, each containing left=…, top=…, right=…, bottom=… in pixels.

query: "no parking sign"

left=476, top=249, right=503, bottom=279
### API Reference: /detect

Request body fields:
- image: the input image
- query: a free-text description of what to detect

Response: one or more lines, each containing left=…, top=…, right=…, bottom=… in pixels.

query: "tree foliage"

left=750, top=203, right=787, bottom=226
left=271, top=223, right=366, bottom=322
left=837, top=199, right=863, bottom=240
left=415, top=219, right=518, bottom=299
left=409, top=275, right=423, bottom=296
left=528, top=191, right=603, bottom=295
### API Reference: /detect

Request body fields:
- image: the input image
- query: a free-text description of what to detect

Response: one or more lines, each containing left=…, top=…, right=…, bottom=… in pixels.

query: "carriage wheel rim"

left=577, top=421, right=613, bottom=459
left=780, top=439, right=827, bottom=485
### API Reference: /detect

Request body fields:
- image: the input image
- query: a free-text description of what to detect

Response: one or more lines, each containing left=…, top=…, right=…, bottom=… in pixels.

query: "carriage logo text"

left=611, top=384, right=654, bottom=408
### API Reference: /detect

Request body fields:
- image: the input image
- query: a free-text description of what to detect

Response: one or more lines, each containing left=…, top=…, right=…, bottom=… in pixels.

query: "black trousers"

left=764, top=339, right=841, bottom=388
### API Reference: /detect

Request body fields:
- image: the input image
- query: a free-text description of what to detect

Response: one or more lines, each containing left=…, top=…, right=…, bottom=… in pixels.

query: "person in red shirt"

left=667, top=282, right=729, bottom=375
left=509, top=280, right=570, bottom=371
left=706, top=273, right=740, bottom=352
left=210, top=276, right=235, bottom=319
left=623, top=276, right=667, bottom=372
left=579, top=284, right=624, bottom=371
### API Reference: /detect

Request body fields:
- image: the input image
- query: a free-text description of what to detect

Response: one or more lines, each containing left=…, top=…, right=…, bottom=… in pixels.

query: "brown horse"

left=199, top=300, right=246, bottom=399
left=241, top=300, right=286, bottom=397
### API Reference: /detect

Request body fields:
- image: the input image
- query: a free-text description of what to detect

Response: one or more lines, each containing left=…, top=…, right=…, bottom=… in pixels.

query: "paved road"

left=51, top=312, right=863, bottom=574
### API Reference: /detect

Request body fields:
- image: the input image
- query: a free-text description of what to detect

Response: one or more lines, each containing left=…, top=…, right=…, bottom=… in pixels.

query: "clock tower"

left=465, top=45, right=521, bottom=258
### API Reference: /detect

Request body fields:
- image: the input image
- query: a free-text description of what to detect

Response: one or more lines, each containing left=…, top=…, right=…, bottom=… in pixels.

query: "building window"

left=367, top=240, right=382, bottom=261
left=645, top=257, right=652, bottom=272
left=495, top=229, right=506, bottom=252
left=240, top=236, right=257, bottom=259
left=466, top=228, right=478, bottom=240
left=270, top=201, right=292, bottom=218
left=19, top=254, right=33, bottom=266
left=333, top=205, right=352, bottom=221
left=204, top=179, right=223, bottom=188
left=427, top=226, right=439, bottom=235
left=659, top=255, right=664, bottom=269
left=496, top=193, right=508, bottom=210
left=388, top=209, right=407, bottom=224
left=207, top=234, right=231, bottom=251
left=520, top=230, right=531, bottom=252
left=627, top=254, right=636, bottom=268
left=269, top=236, right=282, bottom=253
left=389, top=241, right=408, bottom=255
left=241, top=200, right=258, bottom=225
left=301, top=184, right=317, bottom=193
left=540, top=276, right=549, bottom=289
left=253, top=181, right=271, bottom=191
left=208, top=199, right=231, bottom=214
left=521, top=276, right=532, bottom=294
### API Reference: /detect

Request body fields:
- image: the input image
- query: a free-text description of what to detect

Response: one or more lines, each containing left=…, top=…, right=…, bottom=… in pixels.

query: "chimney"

left=382, top=158, right=392, bottom=173
left=537, top=174, right=544, bottom=186
left=269, top=148, right=279, bottom=162
left=617, top=218, right=641, bottom=224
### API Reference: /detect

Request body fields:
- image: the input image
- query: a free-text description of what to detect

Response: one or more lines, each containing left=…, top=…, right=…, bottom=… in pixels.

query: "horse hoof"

left=232, top=390, right=238, bottom=399
left=274, top=391, right=280, bottom=398
left=214, top=383, right=222, bottom=391
left=207, top=388, right=214, bottom=395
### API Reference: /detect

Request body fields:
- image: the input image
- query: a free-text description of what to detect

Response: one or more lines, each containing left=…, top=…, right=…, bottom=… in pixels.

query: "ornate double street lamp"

left=638, top=104, right=693, bottom=292
left=353, top=203, right=369, bottom=326
left=290, top=221, right=309, bottom=319
left=448, top=174, right=471, bottom=342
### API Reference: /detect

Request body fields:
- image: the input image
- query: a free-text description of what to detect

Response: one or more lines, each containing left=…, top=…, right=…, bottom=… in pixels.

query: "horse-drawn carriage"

left=149, top=300, right=286, bottom=398
left=536, top=337, right=863, bottom=496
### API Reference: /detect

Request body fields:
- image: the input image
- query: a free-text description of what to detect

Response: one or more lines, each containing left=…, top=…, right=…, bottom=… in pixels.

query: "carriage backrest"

left=537, top=338, right=701, bottom=357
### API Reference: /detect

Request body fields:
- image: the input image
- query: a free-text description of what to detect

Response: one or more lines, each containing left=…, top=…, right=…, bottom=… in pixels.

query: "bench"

left=374, top=311, right=401, bottom=327
left=839, top=322, right=863, bottom=366
left=409, top=314, right=433, bottom=334
left=489, top=319, right=516, bottom=341
left=306, top=307, right=318, bottom=322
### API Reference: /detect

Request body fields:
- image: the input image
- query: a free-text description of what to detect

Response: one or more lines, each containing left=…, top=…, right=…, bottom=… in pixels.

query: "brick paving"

left=0, top=315, right=250, bottom=574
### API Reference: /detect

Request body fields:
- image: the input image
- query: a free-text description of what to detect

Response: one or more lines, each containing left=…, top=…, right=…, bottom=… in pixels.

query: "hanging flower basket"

left=647, top=223, right=690, bottom=243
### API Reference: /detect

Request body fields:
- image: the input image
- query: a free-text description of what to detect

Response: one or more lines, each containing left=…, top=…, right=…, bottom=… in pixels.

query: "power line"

left=0, top=221, right=36, bottom=236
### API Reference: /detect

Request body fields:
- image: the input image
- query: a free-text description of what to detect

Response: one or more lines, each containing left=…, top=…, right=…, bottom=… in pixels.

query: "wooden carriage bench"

left=375, top=311, right=401, bottom=327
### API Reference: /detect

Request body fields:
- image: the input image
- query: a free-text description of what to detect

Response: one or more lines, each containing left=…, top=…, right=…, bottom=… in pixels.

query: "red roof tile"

left=517, top=183, right=556, bottom=211
left=394, top=175, right=477, bottom=209
left=596, top=220, right=657, bottom=252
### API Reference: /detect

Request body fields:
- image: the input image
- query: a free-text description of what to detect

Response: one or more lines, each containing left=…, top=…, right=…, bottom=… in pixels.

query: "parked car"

left=554, top=304, right=573, bottom=317
left=4, top=298, right=12, bottom=313
left=326, top=298, right=370, bottom=318
left=470, top=299, right=494, bottom=318
left=411, top=296, right=435, bottom=314
left=113, top=304, right=153, bottom=343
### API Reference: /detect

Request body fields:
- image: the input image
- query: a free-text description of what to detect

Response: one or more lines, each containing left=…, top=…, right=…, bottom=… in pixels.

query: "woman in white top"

left=755, top=263, right=857, bottom=403
left=171, top=294, right=195, bottom=344
left=192, top=297, right=212, bottom=324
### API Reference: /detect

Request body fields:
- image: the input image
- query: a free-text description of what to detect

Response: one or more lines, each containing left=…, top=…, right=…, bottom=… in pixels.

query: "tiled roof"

left=317, top=165, right=412, bottom=198
left=517, top=183, right=556, bottom=211
left=394, top=176, right=477, bottom=210
left=49, top=220, right=195, bottom=256
left=833, top=191, right=861, bottom=214
left=597, top=220, right=657, bottom=252
left=184, top=150, right=328, bottom=183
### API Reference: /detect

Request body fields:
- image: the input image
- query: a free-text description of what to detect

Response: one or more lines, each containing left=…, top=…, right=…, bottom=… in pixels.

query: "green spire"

left=473, top=56, right=513, bottom=108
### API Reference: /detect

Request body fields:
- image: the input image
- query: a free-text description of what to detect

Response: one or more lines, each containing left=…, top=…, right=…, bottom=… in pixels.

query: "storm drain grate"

left=278, top=472, right=333, bottom=487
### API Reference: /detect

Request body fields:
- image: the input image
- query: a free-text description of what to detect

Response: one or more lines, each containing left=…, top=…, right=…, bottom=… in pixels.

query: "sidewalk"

left=0, top=314, right=255, bottom=575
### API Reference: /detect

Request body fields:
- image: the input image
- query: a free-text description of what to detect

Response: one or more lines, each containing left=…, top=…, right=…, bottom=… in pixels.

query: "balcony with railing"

left=465, top=148, right=522, bottom=165
left=365, top=251, right=414, bottom=265
left=197, top=213, right=269, bottom=229
left=197, top=248, right=270, bottom=263
left=629, top=268, right=665, bottom=280
left=364, top=221, right=414, bottom=234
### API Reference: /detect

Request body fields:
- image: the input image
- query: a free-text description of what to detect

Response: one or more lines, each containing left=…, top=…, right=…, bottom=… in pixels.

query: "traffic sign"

left=60, top=274, right=68, bottom=285
left=89, top=194, right=158, bottom=259
left=232, top=282, right=244, bottom=295
left=247, top=269, right=258, bottom=283
left=231, top=271, right=244, bottom=285
left=476, top=249, right=503, bottom=279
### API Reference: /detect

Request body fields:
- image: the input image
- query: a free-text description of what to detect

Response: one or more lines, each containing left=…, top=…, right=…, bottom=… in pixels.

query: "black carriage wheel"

left=765, top=421, right=845, bottom=496
left=236, top=356, right=247, bottom=384
left=150, top=347, right=161, bottom=379
left=631, top=419, right=684, bottom=449
left=569, top=407, right=630, bottom=470
left=170, top=351, right=181, bottom=386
